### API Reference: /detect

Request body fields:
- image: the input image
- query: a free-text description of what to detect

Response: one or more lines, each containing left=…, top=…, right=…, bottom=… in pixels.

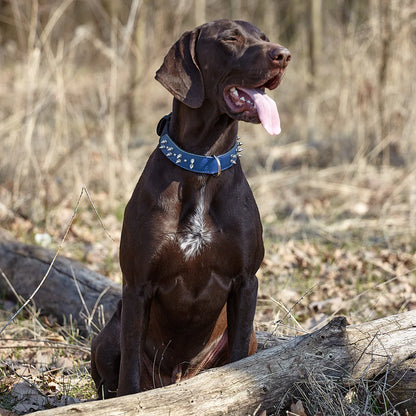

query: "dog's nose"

left=268, top=46, right=291, bottom=67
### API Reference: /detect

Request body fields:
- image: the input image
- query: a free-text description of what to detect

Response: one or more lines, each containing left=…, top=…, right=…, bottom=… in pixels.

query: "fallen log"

left=31, top=310, right=416, bottom=416
left=0, top=228, right=121, bottom=332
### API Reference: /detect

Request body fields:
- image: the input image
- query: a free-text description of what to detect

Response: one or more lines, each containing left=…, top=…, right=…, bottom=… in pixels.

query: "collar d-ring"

left=213, top=155, right=221, bottom=176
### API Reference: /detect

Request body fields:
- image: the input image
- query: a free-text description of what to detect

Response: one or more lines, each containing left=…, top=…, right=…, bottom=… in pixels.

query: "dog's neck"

left=168, top=99, right=238, bottom=157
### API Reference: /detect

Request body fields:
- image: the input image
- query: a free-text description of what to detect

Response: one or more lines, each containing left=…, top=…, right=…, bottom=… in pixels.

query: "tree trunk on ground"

left=1, top=229, right=415, bottom=415
left=0, top=228, right=121, bottom=333
left=31, top=313, right=416, bottom=415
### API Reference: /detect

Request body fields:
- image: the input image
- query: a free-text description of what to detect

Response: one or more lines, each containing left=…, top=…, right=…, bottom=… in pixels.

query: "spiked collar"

left=157, top=114, right=242, bottom=176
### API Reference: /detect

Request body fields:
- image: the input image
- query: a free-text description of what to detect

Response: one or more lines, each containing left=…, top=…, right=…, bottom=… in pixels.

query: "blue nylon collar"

left=157, top=114, right=241, bottom=176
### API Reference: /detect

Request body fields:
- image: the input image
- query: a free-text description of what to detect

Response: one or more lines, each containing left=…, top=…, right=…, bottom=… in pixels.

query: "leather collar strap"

left=157, top=114, right=241, bottom=176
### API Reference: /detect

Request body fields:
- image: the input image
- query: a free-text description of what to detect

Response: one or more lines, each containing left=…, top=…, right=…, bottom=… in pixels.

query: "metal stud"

left=166, top=152, right=172, bottom=157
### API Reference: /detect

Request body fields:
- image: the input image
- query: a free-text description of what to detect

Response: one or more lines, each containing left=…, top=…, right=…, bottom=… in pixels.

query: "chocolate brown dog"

left=91, top=19, right=290, bottom=398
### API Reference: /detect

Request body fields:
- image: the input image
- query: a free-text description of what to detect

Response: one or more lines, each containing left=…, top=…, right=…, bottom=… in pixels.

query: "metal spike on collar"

left=159, top=139, right=167, bottom=150
left=237, top=143, right=243, bottom=157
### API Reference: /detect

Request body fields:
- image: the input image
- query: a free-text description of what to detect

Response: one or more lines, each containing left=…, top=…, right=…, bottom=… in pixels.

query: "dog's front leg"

left=117, top=283, right=151, bottom=396
left=226, top=275, right=258, bottom=362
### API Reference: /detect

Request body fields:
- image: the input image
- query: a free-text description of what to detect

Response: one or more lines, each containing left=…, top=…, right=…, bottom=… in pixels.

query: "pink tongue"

left=240, top=88, right=281, bottom=135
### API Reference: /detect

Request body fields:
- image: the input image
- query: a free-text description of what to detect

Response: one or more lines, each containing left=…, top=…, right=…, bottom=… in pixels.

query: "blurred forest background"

left=0, top=0, right=415, bottom=226
left=1, top=1, right=416, bottom=414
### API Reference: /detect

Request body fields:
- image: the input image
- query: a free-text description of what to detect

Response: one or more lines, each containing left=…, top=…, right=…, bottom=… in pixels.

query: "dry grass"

left=1, top=1, right=416, bottom=414
left=280, top=374, right=406, bottom=416
left=0, top=302, right=94, bottom=414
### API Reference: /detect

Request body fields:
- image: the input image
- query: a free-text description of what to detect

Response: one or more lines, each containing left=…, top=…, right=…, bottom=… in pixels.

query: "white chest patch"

left=179, top=188, right=212, bottom=260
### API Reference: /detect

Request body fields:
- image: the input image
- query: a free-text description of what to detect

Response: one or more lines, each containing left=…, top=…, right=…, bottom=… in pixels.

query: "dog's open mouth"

left=223, top=73, right=283, bottom=135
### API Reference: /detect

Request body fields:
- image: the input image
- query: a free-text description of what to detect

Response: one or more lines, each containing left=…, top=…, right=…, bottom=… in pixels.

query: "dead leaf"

left=289, top=400, right=307, bottom=416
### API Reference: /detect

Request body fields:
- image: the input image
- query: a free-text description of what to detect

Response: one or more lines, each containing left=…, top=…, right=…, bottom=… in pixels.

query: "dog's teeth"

left=240, top=97, right=246, bottom=102
left=231, top=87, right=239, bottom=97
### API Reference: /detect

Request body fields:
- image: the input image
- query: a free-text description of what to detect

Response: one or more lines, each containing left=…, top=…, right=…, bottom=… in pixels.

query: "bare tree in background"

left=307, top=0, right=322, bottom=143
left=377, top=0, right=393, bottom=165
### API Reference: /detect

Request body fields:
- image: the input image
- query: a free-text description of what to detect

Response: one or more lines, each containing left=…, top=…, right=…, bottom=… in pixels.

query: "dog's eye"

left=219, top=31, right=242, bottom=43
left=260, top=33, right=269, bottom=42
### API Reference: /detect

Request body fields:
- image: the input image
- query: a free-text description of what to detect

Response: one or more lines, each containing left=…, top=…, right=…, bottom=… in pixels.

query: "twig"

left=88, top=286, right=111, bottom=332
left=70, top=265, right=93, bottom=333
left=258, top=286, right=317, bottom=351
left=0, top=338, right=89, bottom=353
left=0, top=358, right=49, bottom=398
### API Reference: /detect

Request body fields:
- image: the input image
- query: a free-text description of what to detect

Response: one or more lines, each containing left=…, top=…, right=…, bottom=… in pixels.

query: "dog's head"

left=155, top=19, right=291, bottom=135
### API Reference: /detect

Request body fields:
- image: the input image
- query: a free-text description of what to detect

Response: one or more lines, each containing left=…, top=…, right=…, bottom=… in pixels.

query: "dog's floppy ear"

left=155, top=28, right=204, bottom=109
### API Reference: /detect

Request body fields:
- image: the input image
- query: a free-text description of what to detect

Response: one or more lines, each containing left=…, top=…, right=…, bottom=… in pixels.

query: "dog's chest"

left=177, top=186, right=212, bottom=260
